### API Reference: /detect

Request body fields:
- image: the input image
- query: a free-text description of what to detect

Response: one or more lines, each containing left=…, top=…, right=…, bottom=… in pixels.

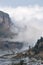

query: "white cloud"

left=0, top=5, right=43, bottom=46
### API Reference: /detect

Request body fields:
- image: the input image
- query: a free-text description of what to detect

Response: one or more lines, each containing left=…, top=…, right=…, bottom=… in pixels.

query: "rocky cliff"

left=33, top=37, right=43, bottom=53
left=31, top=37, right=43, bottom=59
left=0, top=11, right=23, bottom=50
left=0, top=11, right=12, bottom=37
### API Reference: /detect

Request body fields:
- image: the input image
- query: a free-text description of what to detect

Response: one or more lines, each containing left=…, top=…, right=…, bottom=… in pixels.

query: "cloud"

left=0, top=5, right=43, bottom=46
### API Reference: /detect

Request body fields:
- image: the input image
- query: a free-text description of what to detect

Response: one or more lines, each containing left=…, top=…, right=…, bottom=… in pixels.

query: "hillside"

left=13, top=37, right=43, bottom=60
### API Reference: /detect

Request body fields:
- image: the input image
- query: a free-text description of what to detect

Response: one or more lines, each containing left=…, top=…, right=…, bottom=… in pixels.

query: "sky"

left=0, top=0, right=43, bottom=46
left=0, top=0, right=43, bottom=7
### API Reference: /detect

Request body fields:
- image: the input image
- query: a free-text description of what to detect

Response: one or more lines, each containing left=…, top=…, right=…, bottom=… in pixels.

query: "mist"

left=0, top=5, right=43, bottom=46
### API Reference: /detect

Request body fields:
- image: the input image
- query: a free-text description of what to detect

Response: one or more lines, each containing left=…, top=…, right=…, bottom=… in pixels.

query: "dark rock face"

left=33, top=37, right=43, bottom=54
left=0, top=11, right=23, bottom=50
left=0, top=11, right=11, bottom=37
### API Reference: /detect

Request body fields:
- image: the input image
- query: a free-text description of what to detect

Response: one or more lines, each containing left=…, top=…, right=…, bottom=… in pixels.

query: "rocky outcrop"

left=0, top=11, right=23, bottom=50
left=30, top=37, right=43, bottom=59
left=33, top=37, right=43, bottom=53
left=0, top=11, right=12, bottom=37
